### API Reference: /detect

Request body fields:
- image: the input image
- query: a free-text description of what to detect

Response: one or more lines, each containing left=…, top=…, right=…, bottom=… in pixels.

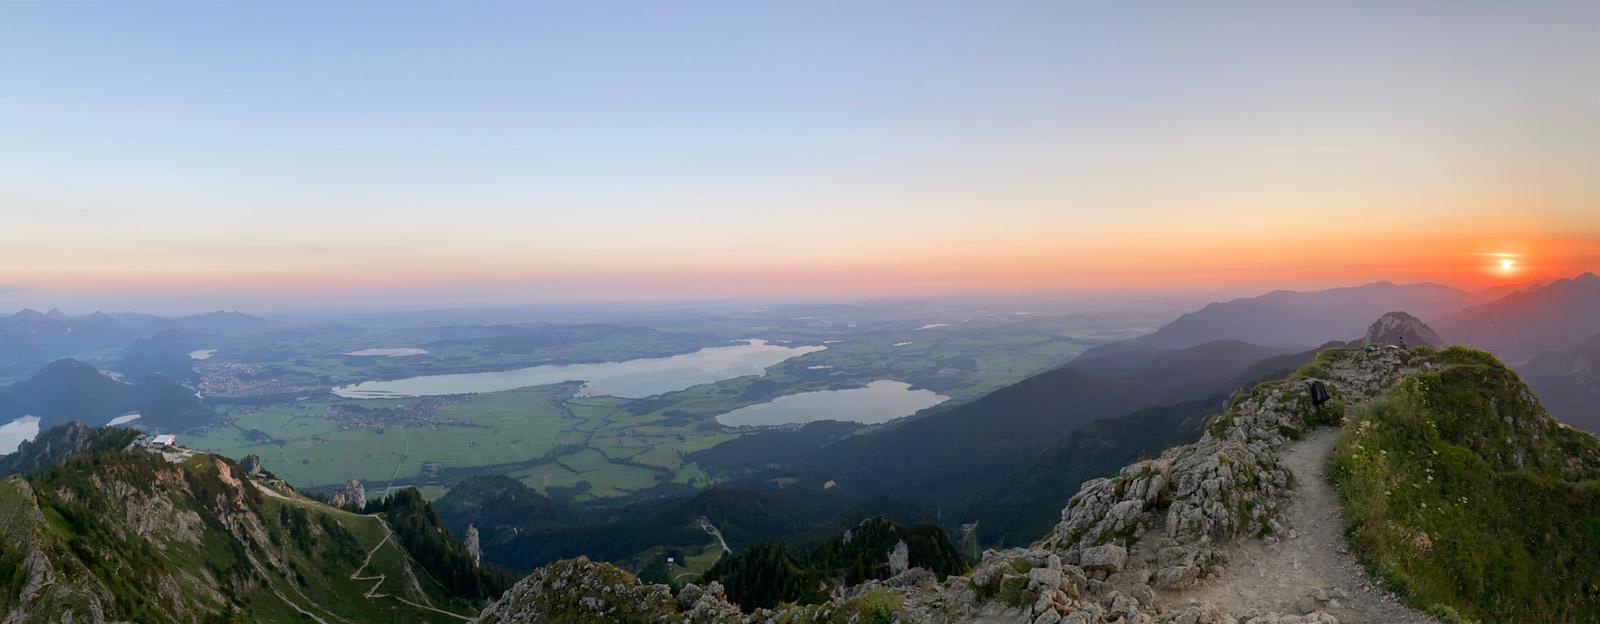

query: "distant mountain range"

left=1116, top=274, right=1600, bottom=431
left=1132, top=281, right=1487, bottom=349
left=0, top=308, right=272, bottom=372
left=112, top=309, right=277, bottom=334
left=1434, top=272, right=1600, bottom=362
left=0, top=308, right=135, bottom=368
left=0, top=358, right=214, bottom=431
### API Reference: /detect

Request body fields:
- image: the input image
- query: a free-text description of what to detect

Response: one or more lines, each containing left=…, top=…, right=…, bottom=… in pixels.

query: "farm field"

left=181, top=310, right=1114, bottom=503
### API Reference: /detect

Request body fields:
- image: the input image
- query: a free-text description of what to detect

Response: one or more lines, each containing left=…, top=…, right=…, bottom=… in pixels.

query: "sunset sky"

left=2, top=1, right=1597, bottom=313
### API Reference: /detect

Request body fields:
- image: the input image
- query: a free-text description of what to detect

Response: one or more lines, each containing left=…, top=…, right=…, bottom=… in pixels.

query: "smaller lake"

left=107, top=413, right=142, bottom=427
left=333, top=339, right=824, bottom=399
left=0, top=416, right=41, bottom=454
left=189, top=349, right=217, bottom=360
left=344, top=348, right=430, bottom=357
left=715, top=380, right=947, bottom=427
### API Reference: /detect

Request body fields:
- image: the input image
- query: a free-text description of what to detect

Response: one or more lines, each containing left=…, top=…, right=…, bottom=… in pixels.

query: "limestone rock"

left=466, top=524, right=482, bottom=568
left=1360, top=311, right=1444, bottom=348
left=328, top=479, right=366, bottom=511
left=1079, top=545, right=1127, bottom=573
left=888, top=539, right=910, bottom=576
left=238, top=454, right=263, bottom=477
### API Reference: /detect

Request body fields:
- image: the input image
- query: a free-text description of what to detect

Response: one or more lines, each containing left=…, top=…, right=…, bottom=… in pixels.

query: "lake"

left=189, top=349, right=217, bottom=360
left=0, top=416, right=41, bottom=454
left=332, top=339, right=824, bottom=399
left=344, top=348, right=430, bottom=357
left=715, top=380, right=947, bottom=427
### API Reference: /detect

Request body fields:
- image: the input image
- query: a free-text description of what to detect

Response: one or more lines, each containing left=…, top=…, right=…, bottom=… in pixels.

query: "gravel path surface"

left=1170, top=428, right=1433, bottom=623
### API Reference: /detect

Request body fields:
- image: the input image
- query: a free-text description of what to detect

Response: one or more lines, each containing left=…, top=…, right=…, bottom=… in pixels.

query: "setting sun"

left=1501, top=258, right=1517, bottom=272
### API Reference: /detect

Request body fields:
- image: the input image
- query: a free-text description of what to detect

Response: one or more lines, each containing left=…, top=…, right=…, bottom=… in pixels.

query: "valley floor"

left=1163, top=428, right=1430, bottom=623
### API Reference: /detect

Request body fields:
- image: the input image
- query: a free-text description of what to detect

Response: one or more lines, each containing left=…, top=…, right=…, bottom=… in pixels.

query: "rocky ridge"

left=0, top=434, right=489, bottom=623
left=472, top=317, right=1455, bottom=624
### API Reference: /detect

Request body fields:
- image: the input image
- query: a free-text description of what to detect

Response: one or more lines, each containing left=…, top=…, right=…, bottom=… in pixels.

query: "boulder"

left=1079, top=545, right=1127, bottom=572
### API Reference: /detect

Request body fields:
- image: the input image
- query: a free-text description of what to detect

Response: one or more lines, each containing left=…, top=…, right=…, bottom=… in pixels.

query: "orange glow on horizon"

left=5, top=228, right=1594, bottom=303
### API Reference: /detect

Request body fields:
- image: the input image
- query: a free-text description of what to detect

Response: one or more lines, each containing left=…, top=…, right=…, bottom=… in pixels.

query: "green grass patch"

left=1330, top=359, right=1600, bottom=622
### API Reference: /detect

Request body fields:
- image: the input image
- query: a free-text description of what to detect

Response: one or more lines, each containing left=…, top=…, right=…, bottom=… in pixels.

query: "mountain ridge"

left=1133, top=281, right=1483, bottom=349
left=0, top=424, right=503, bottom=623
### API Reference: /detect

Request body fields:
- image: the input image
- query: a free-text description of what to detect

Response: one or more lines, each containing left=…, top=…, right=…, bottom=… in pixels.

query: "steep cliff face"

left=470, top=315, right=1600, bottom=623
left=0, top=432, right=494, bottom=623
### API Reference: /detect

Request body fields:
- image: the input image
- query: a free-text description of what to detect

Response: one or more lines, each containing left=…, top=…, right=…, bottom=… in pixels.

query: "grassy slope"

left=4, top=447, right=481, bottom=623
left=1330, top=348, right=1600, bottom=622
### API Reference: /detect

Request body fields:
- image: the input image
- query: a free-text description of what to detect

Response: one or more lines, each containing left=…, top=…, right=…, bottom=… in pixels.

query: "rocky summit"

left=470, top=316, right=1500, bottom=624
left=1359, top=311, right=1444, bottom=349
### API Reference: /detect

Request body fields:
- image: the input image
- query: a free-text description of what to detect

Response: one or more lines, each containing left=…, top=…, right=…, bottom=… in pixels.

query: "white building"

left=151, top=434, right=177, bottom=447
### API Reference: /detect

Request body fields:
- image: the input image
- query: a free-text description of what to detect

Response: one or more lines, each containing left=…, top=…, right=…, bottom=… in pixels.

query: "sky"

left=2, top=1, right=1597, bottom=313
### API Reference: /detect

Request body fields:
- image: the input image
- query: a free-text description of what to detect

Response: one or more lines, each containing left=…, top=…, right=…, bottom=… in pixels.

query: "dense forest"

left=365, top=488, right=517, bottom=600
left=702, top=517, right=969, bottom=611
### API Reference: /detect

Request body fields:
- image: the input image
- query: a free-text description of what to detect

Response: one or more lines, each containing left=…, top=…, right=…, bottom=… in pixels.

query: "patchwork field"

left=182, top=315, right=1102, bottom=503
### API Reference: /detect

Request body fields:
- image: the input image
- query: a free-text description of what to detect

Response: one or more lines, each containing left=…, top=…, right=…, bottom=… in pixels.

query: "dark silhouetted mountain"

left=962, top=398, right=1217, bottom=547
left=1134, top=281, right=1481, bottom=349
left=109, top=310, right=276, bottom=335
left=0, top=308, right=137, bottom=367
left=115, top=328, right=205, bottom=382
left=961, top=344, right=1319, bottom=546
left=0, top=358, right=214, bottom=431
left=172, top=310, right=276, bottom=332
left=1434, top=272, right=1600, bottom=362
left=1519, top=333, right=1600, bottom=433
left=803, top=340, right=1297, bottom=501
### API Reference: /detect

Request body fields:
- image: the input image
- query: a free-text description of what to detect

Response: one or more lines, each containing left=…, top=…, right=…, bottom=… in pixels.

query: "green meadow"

left=183, top=318, right=1095, bottom=503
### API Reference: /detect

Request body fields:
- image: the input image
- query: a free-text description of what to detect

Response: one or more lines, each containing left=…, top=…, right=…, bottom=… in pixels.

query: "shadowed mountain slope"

left=803, top=340, right=1298, bottom=500
left=1518, top=332, right=1600, bottom=433
left=1134, top=281, right=1480, bottom=349
left=1434, top=272, right=1600, bottom=362
left=0, top=358, right=214, bottom=431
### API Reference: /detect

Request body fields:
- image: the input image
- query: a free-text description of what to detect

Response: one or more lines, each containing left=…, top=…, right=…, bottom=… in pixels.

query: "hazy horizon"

left=2, top=273, right=1586, bottom=317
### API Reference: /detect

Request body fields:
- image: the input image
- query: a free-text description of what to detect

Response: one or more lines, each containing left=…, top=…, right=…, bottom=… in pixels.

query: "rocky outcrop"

left=469, top=557, right=738, bottom=623
left=1360, top=312, right=1444, bottom=348
left=888, top=539, right=910, bottom=576
left=329, top=478, right=367, bottom=511
left=467, top=524, right=483, bottom=568
left=1039, top=345, right=1442, bottom=601
left=238, top=454, right=264, bottom=477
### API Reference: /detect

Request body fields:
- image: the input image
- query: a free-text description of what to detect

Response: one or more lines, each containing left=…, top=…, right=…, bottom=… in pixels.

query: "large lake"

left=715, top=380, right=947, bottom=427
left=344, top=348, right=429, bottom=357
left=0, top=416, right=40, bottom=454
left=332, top=339, right=824, bottom=399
